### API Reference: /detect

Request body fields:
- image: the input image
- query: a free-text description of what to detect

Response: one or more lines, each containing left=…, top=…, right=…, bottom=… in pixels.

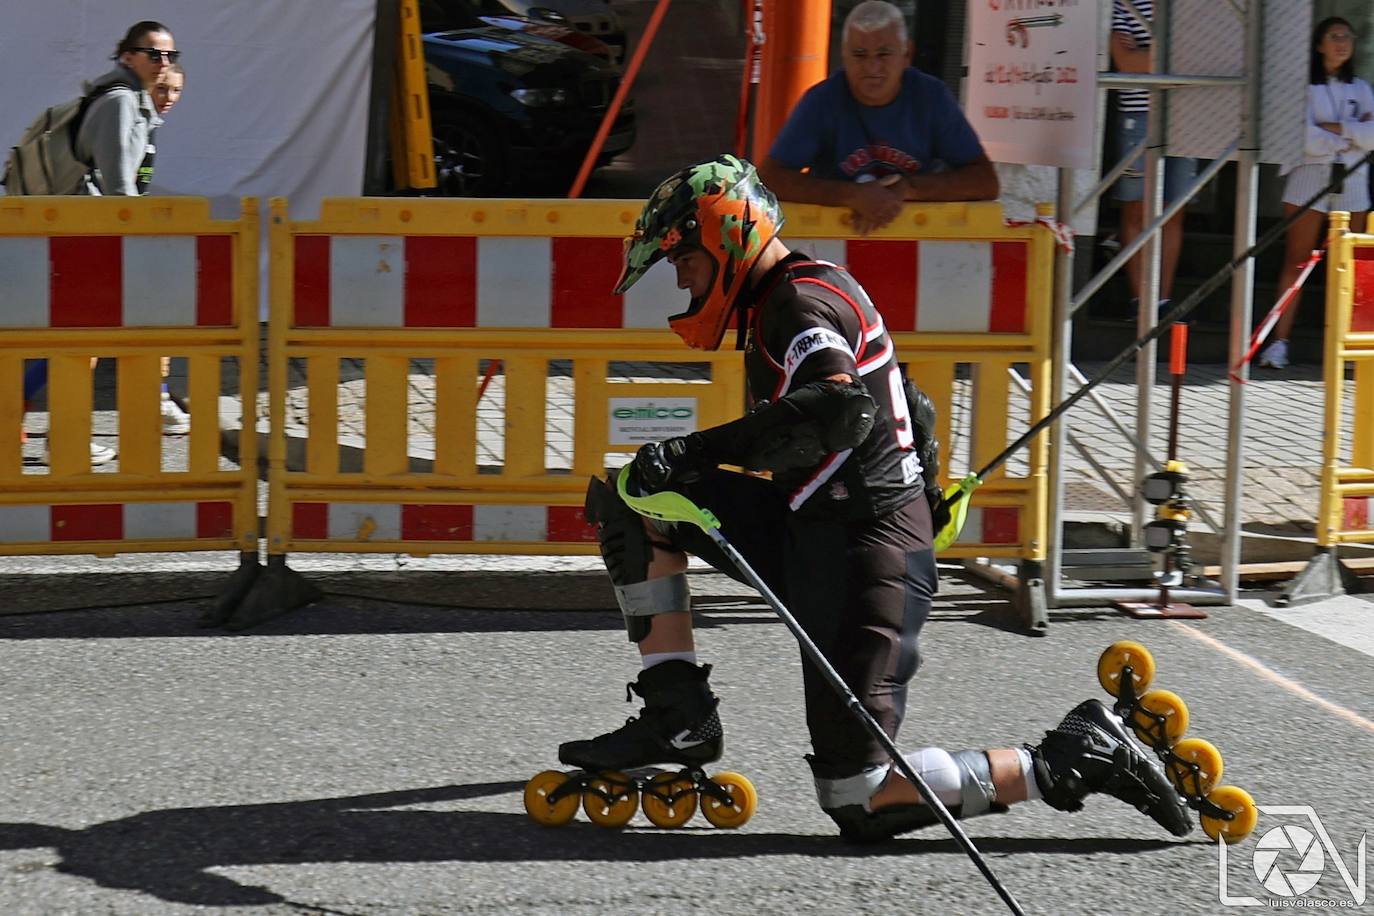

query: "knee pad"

left=809, top=748, right=998, bottom=817
left=808, top=758, right=891, bottom=811
left=584, top=474, right=689, bottom=642
left=809, top=749, right=1005, bottom=844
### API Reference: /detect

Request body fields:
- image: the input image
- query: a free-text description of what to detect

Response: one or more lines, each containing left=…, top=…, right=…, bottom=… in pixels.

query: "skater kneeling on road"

left=567, top=154, right=1193, bottom=842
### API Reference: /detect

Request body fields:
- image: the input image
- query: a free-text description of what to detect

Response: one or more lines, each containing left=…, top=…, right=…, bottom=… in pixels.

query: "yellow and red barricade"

left=237, top=196, right=1052, bottom=627
left=1317, top=214, right=1374, bottom=548
left=235, top=197, right=745, bottom=625
left=0, top=197, right=259, bottom=569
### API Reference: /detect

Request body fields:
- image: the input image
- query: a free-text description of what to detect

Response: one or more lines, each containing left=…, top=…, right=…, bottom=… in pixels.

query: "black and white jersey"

left=744, top=252, right=922, bottom=520
left=1111, top=0, right=1153, bottom=114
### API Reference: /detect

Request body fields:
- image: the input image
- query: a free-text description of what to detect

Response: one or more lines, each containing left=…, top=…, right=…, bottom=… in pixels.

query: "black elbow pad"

left=788, top=379, right=877, bottom=451
left=698, top=379, right=876, bottom=472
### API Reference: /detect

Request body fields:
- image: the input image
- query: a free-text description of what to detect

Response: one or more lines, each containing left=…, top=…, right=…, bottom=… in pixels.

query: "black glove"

left=927, top=487, right=951, bottom=534
left=902, top=377, right=948, bottom=532
left=630, top=435, right=710, bottom=494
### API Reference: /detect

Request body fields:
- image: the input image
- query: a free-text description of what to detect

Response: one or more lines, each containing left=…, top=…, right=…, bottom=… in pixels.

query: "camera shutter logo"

left=1219, top=805, right=1367, bottom=907
left=1253, top=825, right=1324, bottom=897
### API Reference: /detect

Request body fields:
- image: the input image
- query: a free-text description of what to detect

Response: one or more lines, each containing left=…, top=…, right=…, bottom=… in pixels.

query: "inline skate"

left=1097, top=640, right=1259, bottom=843
left=523, top=660, right=757, bottom=829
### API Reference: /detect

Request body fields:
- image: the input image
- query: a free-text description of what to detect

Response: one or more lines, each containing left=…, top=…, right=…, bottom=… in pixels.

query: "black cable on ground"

left=0, top=594, right=220, bottom=618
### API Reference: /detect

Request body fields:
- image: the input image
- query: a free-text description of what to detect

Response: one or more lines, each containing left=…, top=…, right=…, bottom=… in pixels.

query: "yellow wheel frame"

left=583, top=771, right=639, bottom=828
left=1201, top=785, right=1259, bottom=844
left=523, top=770, right=580, bottom=827
left=1168, top=737, right=1224, bottom=797
left=1131, top=688, right=1190, bottom=748
left=1097, top=641, right=1155, bottom=698
left=700, top=771, right=757, bottom=829
left=641, top=772, right=698, bottom=828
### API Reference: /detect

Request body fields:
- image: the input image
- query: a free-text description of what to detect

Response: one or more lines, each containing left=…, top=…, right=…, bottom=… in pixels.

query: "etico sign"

left=609, top=398, right=699, bottom=446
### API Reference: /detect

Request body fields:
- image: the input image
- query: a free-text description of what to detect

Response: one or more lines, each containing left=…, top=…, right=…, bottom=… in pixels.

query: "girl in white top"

left=1264, top=17, right=1374, bottom=369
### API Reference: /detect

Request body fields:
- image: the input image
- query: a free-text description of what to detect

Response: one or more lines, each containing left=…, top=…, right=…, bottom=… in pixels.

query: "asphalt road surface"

left=2, top=563, right=1371, bottom=915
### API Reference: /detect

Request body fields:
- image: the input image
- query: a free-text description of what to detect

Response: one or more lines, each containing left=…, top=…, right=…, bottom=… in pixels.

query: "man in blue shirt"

left=759, top=0, right=997, bottom=235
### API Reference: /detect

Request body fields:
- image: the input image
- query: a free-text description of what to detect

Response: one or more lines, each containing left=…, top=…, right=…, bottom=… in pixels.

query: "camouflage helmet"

left=614, top=154, right=784, bottom=350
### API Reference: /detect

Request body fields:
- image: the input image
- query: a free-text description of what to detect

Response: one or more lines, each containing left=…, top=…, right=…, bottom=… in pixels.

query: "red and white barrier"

left=0, top=236, right=234, bottom=328
left=1343, top=496, right=1374, bottom=532
left=291, top=502, right=597, bottom=544
left=291, top=235, right=1031, bottom=334
left=0, top=502, right=234, bottom=543
left=954, top=505, right=1020, bottom=546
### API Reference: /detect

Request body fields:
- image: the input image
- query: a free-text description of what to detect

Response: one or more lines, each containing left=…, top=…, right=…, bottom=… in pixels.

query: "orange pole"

left=750, top=0, right=830, bottom=163
left=735, top=0, right=764, bottom=157
left=570, top=0, right=673, bottom=199
left=1170, top=323, right=1189, bottom=376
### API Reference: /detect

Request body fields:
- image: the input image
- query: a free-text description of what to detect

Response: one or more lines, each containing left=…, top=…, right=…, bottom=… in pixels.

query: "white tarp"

left=1, top=1, right=375, bottom=218
left=1168, top=0, right=1308, bottom=165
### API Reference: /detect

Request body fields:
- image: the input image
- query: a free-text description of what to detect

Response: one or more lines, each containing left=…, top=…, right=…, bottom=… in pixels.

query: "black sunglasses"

left=132, top=47, right=181, bottom=64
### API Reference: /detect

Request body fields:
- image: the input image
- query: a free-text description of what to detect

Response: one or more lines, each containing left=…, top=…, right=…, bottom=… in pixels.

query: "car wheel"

left=432, top=117, right=505, bottom=197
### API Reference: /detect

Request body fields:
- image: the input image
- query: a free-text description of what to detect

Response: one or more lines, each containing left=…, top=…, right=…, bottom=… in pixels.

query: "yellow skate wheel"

left=1098, top=641, right=1155, bottom=697
left=1201, top=785, right=1259, bottom=844
left=582, top=771, right=639, bottom=828
left=701, top=771, right=757, bottom=829
left=1131, top=689, right=1190, bottom=748
left=641, top=772, right=698, bottom=828
left=524, top=770, right=580, bottom=827
left=1168, top=737, right=1224, bottom=796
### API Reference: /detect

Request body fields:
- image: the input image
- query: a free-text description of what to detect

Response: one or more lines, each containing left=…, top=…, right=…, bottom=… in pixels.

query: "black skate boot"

left=1030, top=699, right=1192, bottom=837
left=558, top=660, right=723, bottom=771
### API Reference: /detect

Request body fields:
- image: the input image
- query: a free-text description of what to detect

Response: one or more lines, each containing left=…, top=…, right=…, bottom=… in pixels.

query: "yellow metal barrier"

left=1317, top=213, right=1374, bottom=548
left=394, top=0, right=436, bottom=190
left=0, top=197, right=259, bottom=571
left=241, top=196, right=1052, bottom=628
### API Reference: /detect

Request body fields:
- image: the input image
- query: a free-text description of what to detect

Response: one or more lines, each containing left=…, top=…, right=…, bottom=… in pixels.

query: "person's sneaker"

left=1258, top=339, right=1289, bottom=369
left=161, top=392, right=190, bottom=435
left=42, top=441, right=118, bottom=467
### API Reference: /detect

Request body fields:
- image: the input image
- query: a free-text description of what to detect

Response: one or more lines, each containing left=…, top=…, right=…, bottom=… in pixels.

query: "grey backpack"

left=2, top=88, right=115, bottom=195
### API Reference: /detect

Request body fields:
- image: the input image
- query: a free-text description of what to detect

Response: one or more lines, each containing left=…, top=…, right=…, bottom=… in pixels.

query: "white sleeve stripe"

left=782, top=326, right=854, bottom=392
left=788, top=449, right=852, bottom=511
left=856, top=338, right=893, bottom=376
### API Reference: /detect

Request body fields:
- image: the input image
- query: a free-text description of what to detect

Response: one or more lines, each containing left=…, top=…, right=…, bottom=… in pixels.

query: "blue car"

left=424, top=26, right=636, bottom=196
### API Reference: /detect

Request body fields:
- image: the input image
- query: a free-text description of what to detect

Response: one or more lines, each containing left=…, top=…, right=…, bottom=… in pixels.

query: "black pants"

left=667, top=470, right=937, bottom=777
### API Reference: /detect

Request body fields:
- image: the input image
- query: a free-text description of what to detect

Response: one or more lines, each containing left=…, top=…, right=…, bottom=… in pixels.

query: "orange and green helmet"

left=613, top=155, right=784, bottom=351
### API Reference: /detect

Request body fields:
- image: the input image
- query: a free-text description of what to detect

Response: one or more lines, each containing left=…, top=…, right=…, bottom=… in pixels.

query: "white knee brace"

left=811, top=747, right=995, bottom=816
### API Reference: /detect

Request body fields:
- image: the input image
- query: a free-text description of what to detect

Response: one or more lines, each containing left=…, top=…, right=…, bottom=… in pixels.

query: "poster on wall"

left=966, top=0, right=1099, bottom=169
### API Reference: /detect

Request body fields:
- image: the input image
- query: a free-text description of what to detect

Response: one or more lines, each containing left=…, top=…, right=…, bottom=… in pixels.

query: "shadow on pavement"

left=0, top=597, right=778, bottom=641
left=0, top=570, right=1027, bottom=639
left=0, top=780, right=1186, bottom=908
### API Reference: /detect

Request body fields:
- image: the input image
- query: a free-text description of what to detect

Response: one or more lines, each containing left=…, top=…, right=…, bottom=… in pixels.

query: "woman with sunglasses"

left=73, top=20, right=178, bottom=196
left=24, top=21, right=180, bottom=466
